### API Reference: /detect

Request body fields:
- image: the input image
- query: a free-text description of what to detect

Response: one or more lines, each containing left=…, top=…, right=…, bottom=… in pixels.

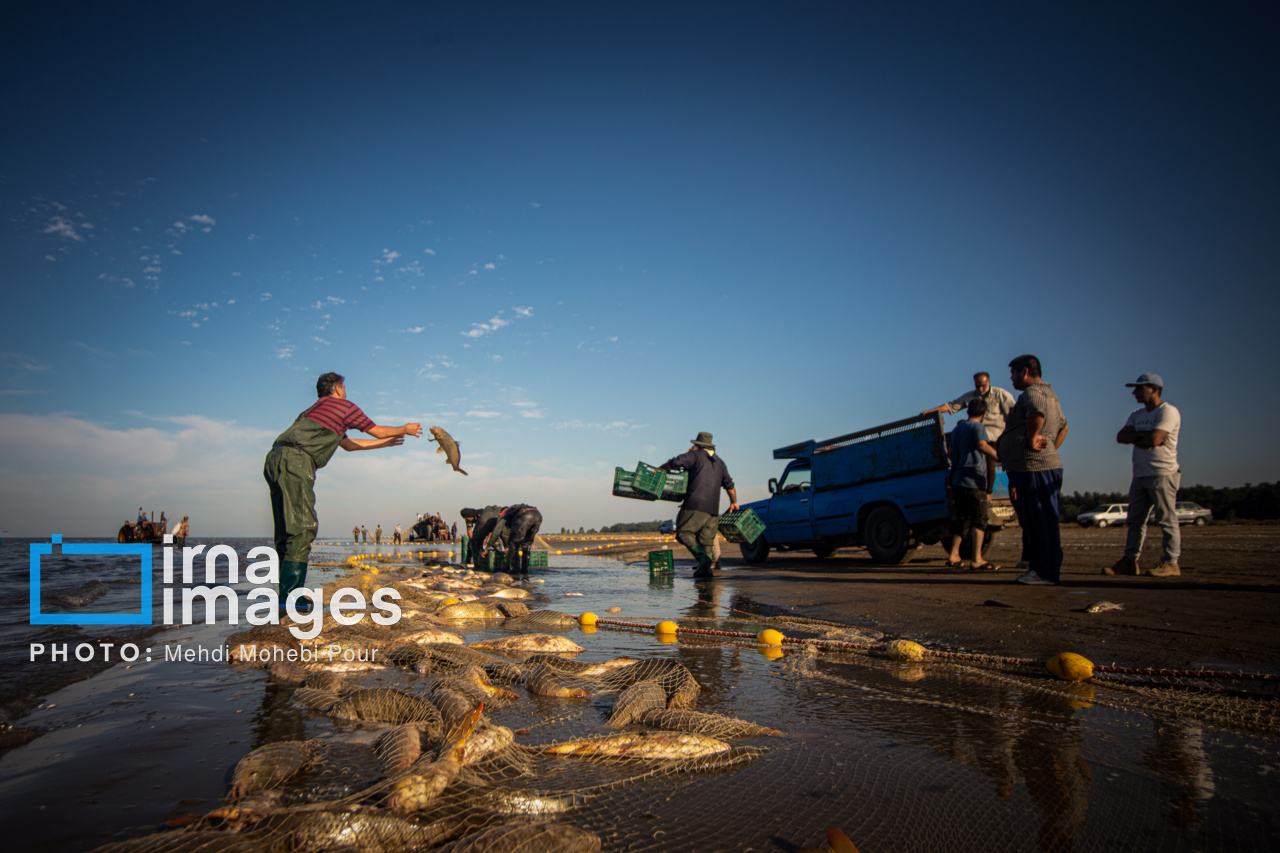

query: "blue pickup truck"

left=739, top=414, right=1009, bottom=564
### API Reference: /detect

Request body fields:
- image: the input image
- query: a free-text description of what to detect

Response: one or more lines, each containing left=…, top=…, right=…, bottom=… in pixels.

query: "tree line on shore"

left=1060, top=481, right=1280, bottom=523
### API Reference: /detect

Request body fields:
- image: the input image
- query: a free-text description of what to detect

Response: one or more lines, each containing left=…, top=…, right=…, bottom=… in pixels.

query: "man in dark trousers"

left=492, top=504, right=543, bottom=577
left=264, top=372, right=423, bottom=610
left=460, top=506, right=504, bottom=566
left=660, top=432, right=738, bottom=578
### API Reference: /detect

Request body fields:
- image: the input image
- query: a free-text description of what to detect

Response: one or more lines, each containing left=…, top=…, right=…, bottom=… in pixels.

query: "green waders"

left=675, top=509, right=719, bottom=577
left=263, top=414, right=343, bottom=606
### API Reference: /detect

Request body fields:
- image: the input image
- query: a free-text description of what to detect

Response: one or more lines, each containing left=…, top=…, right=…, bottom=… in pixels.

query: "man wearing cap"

left=263, top=371, right=423, bottom=611
left=660, top=432, right=738, bottom=578
left=1106, top=373, right=1182, bottom=578
left=460, top=505, right=504, bottom=566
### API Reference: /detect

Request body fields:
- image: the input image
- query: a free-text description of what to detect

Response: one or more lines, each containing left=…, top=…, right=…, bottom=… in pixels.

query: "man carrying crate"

left=660, top=432, right=738, bottom=578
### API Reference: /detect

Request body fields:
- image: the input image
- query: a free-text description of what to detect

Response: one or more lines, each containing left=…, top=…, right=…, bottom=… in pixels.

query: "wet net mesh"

left=91, top=561, right=1280, bottom=852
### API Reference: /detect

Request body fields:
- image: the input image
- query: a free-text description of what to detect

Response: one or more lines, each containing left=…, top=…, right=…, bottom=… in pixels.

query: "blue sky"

left=2, top=2, right=1277, bottom=536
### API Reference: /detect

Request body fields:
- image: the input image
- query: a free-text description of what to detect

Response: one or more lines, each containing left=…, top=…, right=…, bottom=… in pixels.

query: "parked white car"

left=1077, top=504, right=1129, bottom=528
left=1175, top=501, right=1213, bottom=526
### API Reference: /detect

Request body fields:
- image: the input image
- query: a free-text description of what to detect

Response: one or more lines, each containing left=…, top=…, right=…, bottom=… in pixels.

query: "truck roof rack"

left=772, top=439, right=816, bottom=460
left=771, top=413, right=942, bottom=460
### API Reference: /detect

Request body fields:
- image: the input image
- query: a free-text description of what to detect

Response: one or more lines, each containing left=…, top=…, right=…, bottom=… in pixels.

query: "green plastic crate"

left=659, top=470, right=687, bottom=502
left=631, top=462, right=667, bottom=500
left=648, top=550, right=674, bottom=573
left=528, top=550, right=548, bottom=568
left=718, top=508, right=765, bottom=544
left=612, top=467, right=656, bottom=501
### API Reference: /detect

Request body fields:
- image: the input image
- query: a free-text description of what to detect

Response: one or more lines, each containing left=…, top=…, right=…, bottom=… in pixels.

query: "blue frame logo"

left=30, top=534, right=153, bottom=625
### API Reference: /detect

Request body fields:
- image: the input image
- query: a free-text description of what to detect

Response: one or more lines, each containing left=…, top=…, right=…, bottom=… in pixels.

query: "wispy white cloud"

left=552, top=418, right=644, bottom=435
left=260, top=292, right=273, bottom=301
left=1, top=351, right=52, bottom=372
left=461, top=307, right=532, bottom=339
left=43, top=216, right=87, bottom=241
left=400, top=326, right=426, bottom=334
left=276, top=346, right=294, bottom=359
left=466, top=410, right=502, bottom=419
left=424, top=248, right=436, bottom=255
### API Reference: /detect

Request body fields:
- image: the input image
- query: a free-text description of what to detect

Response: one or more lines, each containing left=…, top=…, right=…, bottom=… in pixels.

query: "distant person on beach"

left=451, top=521, right=458, bottom=540
left=998, top=355, right=1069, bottom=586
left=1106, top=373, right=1182, bottom=578
left=362, top=525, right=369, bottom=543
left=945, top=398, right=1001, bottom=571
left=263, top=371, right=422, bottom=609
left=375, top=524, right=382, bottom=544
left=659, top=431, right=738, bottom=578
left=352, top=525, right=360, bottom=544
left=393, top=523, right=402, bottom=544
left=172, top=516, right=189, bottom=549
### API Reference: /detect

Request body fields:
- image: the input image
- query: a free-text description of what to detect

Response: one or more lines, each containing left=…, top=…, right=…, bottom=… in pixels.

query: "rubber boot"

left=279, top=560, right=312, bottom=613
left=690, top=546, right=715, bottom=578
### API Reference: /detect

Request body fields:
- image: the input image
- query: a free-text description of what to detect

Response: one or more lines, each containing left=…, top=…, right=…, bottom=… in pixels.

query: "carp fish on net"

left=100, top=559, right=787, bottom=853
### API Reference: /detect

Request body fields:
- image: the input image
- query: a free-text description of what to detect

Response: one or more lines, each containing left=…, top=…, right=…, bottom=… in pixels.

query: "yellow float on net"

left=759, top=645, right=784, bottom=661
left=887, top=639, right=926, bottom=662
left=757, top=628, right=785, bottom=646
left=1046, top=652, right=1094, bottom=681
left=579, top=612, right=598, bottom=626
left=655, top=620, right=678, bottom=636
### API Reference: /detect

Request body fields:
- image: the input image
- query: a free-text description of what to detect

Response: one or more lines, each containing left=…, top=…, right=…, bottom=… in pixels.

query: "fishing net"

left=90, top=558, right=1279, bottom=853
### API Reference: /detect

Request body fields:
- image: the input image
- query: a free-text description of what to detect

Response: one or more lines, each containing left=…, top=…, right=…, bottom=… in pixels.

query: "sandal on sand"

left=969, top=562, right=1001, bottom=572
left=944, top=560, right=964, bottom=569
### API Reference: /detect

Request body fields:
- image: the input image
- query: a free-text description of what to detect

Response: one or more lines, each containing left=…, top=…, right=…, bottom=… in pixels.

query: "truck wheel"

left=865, top=507, right=911, bottom=564
left=813, top=544, right=836, bottom=559
left=1194, top=517, right=1206, bottom=526
left=740, top=536, right=770, bottom=564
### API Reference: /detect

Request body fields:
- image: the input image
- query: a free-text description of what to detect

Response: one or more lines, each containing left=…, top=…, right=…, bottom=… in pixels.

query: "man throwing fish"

left=660, top=432, right=738, bottom=578
left=264, top=372, right=424, bottom=610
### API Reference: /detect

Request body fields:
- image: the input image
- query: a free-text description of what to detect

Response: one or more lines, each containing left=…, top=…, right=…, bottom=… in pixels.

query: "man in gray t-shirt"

left=1105, top=373, right=1182, bottom=578
left=999, top=355, right=1069, bottom=586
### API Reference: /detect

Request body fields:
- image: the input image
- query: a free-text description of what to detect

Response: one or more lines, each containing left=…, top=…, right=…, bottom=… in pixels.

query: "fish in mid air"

left=429, top=426, right=468, bottom=476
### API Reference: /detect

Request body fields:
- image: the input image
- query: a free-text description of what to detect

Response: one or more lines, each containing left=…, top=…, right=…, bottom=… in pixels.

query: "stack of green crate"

left=612, top=462, right=668, bottom=501
left=660, top=469, right=687, bottom=502
left=631, top=462, right=667, bottom=499
left=648, top=550, right=674, bottom=573
left=718, top=508, right=765, bottom=544
left=528, top=550, right=548, bottom=568
left=612, top=467, right=651, bottom=500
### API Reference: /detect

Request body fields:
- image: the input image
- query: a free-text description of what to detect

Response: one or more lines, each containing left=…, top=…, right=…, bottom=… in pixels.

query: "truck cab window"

left=778, top=465, right=811, bottom=494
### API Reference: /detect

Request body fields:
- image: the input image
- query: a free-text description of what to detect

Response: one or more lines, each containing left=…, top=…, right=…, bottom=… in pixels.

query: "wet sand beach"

left=556, top=524, right=1280, bottom=671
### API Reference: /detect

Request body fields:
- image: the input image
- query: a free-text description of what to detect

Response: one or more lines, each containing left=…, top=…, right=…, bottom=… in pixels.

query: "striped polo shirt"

left=302, top=397, right=376, bottom=436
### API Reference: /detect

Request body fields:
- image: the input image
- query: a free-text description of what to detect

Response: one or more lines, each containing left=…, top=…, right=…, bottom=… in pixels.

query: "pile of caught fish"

left=92, top=560, right=784, bottom=853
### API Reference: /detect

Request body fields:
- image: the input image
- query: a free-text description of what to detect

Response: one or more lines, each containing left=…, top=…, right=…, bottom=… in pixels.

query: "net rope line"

left=590, top=618, right=1279, bottom=682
